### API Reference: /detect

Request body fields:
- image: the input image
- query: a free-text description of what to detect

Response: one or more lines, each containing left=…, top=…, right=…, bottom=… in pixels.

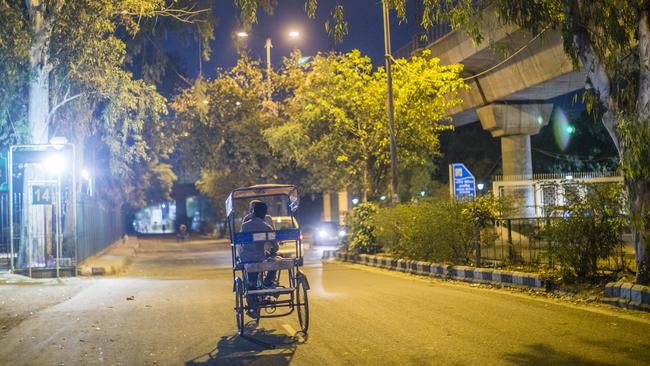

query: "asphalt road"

left=1, top=237, right=650, bottom=365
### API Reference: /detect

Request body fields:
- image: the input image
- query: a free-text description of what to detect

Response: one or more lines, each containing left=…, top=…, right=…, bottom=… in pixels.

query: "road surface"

left=1, top=237, right=650, bottom=365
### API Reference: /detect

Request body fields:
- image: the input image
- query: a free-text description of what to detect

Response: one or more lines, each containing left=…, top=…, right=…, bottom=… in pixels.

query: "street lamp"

left=236, top=29, right=301, bottom=101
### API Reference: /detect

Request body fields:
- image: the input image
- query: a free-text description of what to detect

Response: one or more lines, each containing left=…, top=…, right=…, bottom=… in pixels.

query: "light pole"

left=382, top=0, right=399, bottom=204
left=265, top=37, right=273, bottom=101
left=45, top=154, right=65, bottom=278
left=236, top=30, right=301, bottom=101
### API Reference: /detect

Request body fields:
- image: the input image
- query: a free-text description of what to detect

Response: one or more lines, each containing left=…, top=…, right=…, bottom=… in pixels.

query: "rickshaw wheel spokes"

left=296, top=274, right=309, bottom=334
left=234, top=277, right=245, bottom=336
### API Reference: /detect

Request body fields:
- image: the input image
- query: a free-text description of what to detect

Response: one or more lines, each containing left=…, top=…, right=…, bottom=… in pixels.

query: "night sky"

left=177, top=0, right=420, bottom=78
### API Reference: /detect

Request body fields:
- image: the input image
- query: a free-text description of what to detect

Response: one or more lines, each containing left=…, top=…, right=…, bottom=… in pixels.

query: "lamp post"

left=45, top=154, right=65, bottom=278
left=236, top=30, right=301, bottom=101
left=382, top=0, right=399, bottom=204
left=265, top=37, right=273, bottom=100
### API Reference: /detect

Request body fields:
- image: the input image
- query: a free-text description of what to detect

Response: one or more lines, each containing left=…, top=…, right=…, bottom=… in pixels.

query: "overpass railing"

left=393, top=22, right=453, bottom=59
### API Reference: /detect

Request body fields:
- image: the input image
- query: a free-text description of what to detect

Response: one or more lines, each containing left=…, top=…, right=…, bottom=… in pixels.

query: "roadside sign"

left=449, top=163, right=476, bottom=201
left=31, top=184, right=56, bottom=205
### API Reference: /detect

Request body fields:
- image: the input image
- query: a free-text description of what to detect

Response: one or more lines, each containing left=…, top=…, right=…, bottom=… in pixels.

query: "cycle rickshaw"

left=226, top=184, right=309, bottom=336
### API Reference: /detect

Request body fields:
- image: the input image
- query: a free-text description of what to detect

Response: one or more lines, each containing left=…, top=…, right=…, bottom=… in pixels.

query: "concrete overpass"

left=396, top=11, right=587, bottom=216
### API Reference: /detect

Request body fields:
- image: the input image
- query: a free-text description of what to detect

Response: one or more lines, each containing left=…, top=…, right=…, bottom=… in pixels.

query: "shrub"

left=347, top=202, right=381, bottom=254
left=462, top=195, right=510, bottom=264
left=542, top=182, right=628, bottom=282
left=372, top=198, right=475, bottom=263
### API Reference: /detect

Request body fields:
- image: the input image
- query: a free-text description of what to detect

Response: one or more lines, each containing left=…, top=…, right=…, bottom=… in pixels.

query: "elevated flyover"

left=396, top=11, right=586, bottom=215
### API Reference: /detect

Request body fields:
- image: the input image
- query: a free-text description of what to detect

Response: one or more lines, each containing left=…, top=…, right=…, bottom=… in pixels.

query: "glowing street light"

left=45, top=154, right=66, bottom=174
left=477, top=183, right=485, bottom=191
left=237, top=29, right=302, bottom=101
left=352, top=198, right=360, bottom=205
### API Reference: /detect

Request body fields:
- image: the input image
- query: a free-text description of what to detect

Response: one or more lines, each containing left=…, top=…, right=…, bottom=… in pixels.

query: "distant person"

left=177, top=224, right=189, bottom=241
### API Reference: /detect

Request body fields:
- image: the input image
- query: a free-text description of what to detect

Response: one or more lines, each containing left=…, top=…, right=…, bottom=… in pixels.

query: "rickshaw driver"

left=240, top=201, right=279, bottom=290
left=242, top=200, right=275, bottom=229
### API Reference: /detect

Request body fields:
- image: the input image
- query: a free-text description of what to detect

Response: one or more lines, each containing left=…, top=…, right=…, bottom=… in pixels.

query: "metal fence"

left=481, top=217, right=631, bottom=271
left=0, top=193, right=11, bottom=270
left=75, top=195, right=125, bottom=262
left=0, top=192, right=125, bottom=273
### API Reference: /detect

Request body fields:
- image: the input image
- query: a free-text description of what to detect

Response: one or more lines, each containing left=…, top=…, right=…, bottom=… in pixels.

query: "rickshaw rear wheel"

left=234, top=277, right=245, bottom=336
left=296, top=274, right=309, bottom=334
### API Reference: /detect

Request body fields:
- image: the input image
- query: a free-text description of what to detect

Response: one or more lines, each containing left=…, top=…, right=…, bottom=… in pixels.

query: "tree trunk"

left=26, top=0, right=52, bottom=144
left=361, top=161, right=369, bottom=202
left=17, top=1, right=54, bottom=270
left=634, top=10, right=650, bottom=284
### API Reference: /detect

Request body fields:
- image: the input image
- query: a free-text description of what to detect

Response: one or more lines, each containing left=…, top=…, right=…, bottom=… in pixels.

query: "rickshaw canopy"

left=225, top=184, right=299, bottom=217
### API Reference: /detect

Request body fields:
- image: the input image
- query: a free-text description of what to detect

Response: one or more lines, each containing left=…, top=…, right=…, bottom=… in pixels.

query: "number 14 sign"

left=32, top=184, right=57, bottom=205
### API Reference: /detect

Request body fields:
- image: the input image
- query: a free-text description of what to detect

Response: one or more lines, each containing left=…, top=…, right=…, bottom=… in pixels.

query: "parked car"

left=312, top=221, right=347, bottom=247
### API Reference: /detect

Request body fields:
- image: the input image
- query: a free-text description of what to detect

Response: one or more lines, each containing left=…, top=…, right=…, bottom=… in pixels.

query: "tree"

left=403, top=0, right=650, bottom=284
left=171, top=57, right=281, bottom=213
left=0, top=0, right=207, bottom=207
left=266, top=50, right=466, bottom=201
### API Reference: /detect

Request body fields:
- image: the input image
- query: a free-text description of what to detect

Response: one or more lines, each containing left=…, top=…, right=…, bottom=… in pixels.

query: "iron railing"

left=393, top=22, right=453, bottom=59
left=481, top=217, right=631, bottom=271
left=0, top=192, right=125, bottom=273
left=75, top=195, right=125, bottom=262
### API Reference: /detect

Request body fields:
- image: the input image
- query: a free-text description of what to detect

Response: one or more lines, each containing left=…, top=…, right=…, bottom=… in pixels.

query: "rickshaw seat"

left=244, top=258, right=295, bottom=273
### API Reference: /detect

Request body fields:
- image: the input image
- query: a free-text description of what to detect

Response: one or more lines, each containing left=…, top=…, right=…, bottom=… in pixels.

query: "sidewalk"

left=77, top=235, right=140, bottom=276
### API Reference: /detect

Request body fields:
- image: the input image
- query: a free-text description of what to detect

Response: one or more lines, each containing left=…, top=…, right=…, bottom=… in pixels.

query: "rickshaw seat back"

left=244, top=258, right=296, bottom=273
left=233, top=229, right=300, bottom=244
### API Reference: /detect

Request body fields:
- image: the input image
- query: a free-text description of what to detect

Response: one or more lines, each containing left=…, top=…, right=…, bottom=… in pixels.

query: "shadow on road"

left=186, top=327, right=304, bottom=366
left=502, top=344, right=609, bottom=365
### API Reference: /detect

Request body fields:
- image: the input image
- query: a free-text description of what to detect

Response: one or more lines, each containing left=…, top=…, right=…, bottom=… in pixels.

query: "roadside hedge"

left=371, top=198, right=476, bottom=263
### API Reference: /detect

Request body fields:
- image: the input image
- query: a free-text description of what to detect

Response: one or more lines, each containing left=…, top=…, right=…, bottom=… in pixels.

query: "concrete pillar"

left=322, top=192, right=332, bottom=222
left=501, top=135, right=532, bottom=177
left=322, top=191, right=350, bottom=225
left=337, top=191, right=351, bottom=225
left=477, top=103, right=552, bottom=217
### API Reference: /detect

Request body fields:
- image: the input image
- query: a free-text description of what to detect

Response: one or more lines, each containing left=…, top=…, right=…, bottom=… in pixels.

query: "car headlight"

left=318, top=229, right=328, bottom=239
left=338, top=230, right=347, bottom=237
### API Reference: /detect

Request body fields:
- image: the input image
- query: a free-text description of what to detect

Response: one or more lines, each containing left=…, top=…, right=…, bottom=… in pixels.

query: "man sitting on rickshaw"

left=240, top=201, right=279, bottom=289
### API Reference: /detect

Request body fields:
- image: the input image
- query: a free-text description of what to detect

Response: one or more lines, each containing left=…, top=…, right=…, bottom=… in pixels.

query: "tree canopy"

left=171, top=57, right=284, bottom=212
left=266, top=50, right=467, bottom=201
left=0, top=0, right=209, bottom=208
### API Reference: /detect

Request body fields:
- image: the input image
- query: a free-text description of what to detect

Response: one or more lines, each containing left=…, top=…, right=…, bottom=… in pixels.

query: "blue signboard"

left=450, top=163, right=476, bottom=201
